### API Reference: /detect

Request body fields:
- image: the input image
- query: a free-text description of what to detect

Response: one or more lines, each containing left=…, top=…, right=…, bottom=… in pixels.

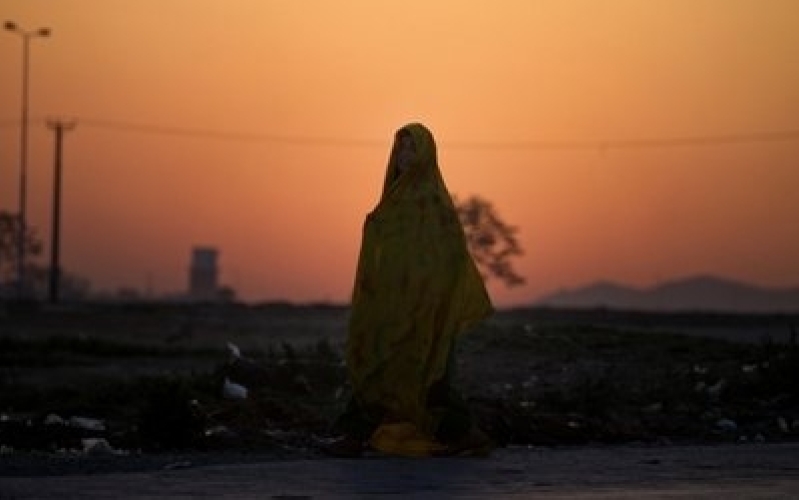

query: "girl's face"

left=395, top=133, right=416, bottom=174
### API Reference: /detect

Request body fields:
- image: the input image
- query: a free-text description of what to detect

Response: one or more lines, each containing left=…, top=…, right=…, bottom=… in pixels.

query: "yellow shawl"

left=347, top=123, right=493, bottom=440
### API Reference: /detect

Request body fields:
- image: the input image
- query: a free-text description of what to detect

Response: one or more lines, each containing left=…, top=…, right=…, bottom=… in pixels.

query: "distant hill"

left=534, top=275, right=799, bottom=313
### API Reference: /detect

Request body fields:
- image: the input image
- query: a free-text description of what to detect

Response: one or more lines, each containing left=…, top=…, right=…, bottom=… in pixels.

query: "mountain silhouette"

left=535, top=275, right=799, bottom=313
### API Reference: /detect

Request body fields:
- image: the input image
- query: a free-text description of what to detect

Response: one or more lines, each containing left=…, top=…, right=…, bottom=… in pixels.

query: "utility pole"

left=46, top=119, right=76, bottom=304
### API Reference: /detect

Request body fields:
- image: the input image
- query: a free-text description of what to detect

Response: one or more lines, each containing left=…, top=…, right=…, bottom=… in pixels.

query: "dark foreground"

left=3, top=304, right=798, bottom=454
left=2, top=443, right=798, bottom=499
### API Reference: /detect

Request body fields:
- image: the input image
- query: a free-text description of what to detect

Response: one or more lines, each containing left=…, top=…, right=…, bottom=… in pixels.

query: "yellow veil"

left=347, top=123, right=493, bottom=443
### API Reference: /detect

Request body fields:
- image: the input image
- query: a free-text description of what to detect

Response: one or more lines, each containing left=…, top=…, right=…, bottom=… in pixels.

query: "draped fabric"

left=346, top=123, right=493, bottom=438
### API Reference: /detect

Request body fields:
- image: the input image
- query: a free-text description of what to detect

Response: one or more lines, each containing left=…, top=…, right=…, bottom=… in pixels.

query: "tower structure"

left=189, top=247, right=218, bottom=301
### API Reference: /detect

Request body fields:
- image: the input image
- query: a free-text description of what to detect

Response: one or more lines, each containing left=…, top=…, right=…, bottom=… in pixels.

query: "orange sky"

left=2, top=0, right=798, bottom=306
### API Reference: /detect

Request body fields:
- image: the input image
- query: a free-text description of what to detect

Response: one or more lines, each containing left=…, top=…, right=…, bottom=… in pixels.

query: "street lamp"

left=4, top=21, right=51, bottom=300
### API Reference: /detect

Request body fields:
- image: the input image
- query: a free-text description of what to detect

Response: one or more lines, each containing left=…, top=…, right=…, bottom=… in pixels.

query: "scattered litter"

left=707, top=379, right=726, bottom=401
left=643, top=402, right=663, bottom=414
left=334, top=386, right=345, bottom=400
left=715, top=418, right=737, bottom=432
left=264, top=429, right=300, bottom=440
left=82, top=438, right=122, bottom=455
left=521, top=375, right=538, bottom=389
left=69, top=416, right=106, bottom=432
left=205, top=425, right=236, bottom=438
left=227, top=342, right=242, bottom=361
left=223, top=378, right=248, bottom=399
left=44, top=414, right=65, bottom=426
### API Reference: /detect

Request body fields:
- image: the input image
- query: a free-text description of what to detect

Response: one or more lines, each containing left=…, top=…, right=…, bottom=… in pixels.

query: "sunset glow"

left=2, top=0, right=798, bottom=305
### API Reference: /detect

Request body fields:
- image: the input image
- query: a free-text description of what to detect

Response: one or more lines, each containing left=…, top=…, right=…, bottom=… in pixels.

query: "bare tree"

left=454, top=195, right=525, bottom=287
left=1, top=211, right=91, bottom=299
left=0, top=210, right=43, bottom=285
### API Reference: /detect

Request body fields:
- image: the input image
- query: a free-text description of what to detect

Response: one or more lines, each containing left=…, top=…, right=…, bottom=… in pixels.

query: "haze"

left=2, top=0, right=798, bottom=306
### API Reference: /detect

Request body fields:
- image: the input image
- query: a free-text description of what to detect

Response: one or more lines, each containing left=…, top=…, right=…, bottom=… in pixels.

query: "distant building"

left=189, top=247, right=219, bottom=301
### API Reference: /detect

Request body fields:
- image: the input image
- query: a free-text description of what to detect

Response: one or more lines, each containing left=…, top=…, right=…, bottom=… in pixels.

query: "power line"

left=79, top=118, right=386, bottom=147
left=447, top=130, right=799, bottom=151
left=2, top=116, right=799, bottom=150
left=1, top=117, right=387, bottom=147
left=63, top=119, right=799, bottom=150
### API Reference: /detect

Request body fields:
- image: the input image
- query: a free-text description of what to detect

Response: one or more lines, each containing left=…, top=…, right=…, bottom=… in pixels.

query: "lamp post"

left=4, top=21, right=51, bottom=299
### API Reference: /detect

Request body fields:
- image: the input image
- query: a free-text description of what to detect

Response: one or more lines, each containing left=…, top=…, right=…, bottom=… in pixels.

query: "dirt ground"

left=1, top=303, right=798, bottom=464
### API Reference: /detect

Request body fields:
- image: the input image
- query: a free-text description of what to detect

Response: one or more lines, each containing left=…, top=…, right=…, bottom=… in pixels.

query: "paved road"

left=2, top=443, right=798, bottom=499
